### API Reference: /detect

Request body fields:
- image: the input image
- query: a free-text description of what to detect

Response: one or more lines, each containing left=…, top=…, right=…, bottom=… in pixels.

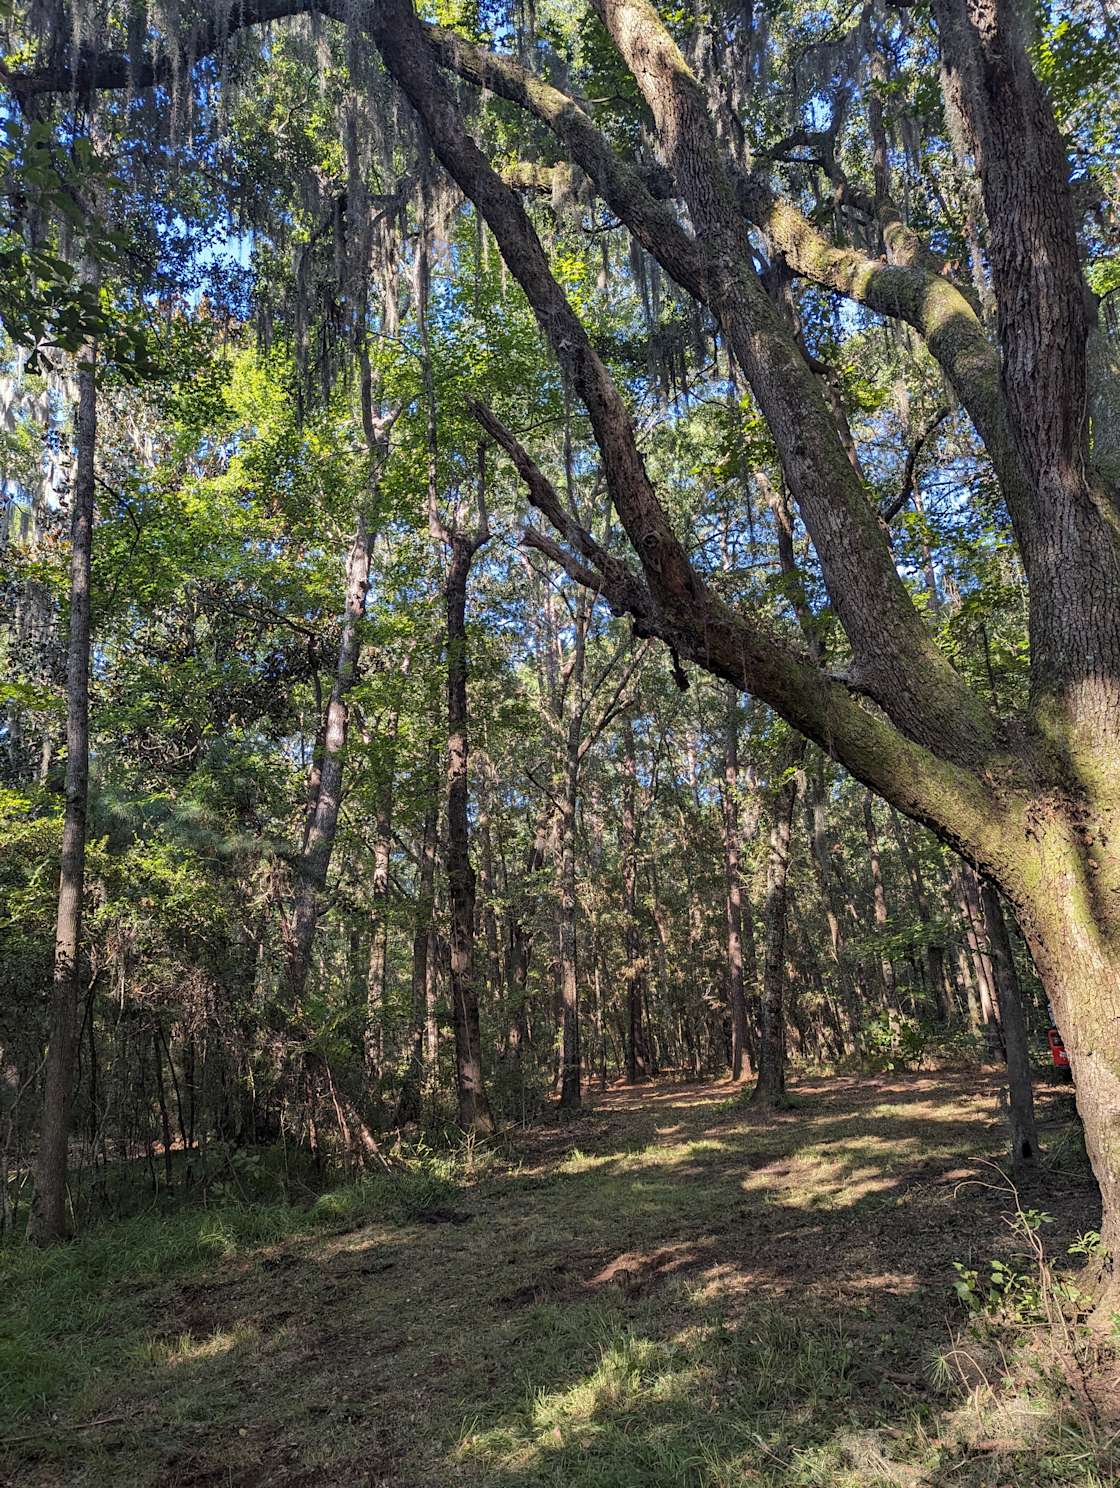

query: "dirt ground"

left=2, top=1069, right=1114, bottom=1487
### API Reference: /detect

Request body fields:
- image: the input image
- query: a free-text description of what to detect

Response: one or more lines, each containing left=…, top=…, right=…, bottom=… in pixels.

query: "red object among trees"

left=1048, top=1027, right=1071, bottom=1070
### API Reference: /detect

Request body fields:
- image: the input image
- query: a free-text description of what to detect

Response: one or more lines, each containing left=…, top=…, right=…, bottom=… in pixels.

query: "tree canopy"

left=1, top=0, right=1119, bottom=1325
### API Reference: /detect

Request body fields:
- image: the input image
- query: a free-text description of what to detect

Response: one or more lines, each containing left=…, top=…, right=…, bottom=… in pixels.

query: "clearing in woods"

left=0, top=1070, right=1112, bottom=1487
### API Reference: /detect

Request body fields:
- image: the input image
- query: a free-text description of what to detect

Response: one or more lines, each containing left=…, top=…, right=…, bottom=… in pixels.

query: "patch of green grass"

left=0, top=1154, right=466, bottom=1432
left=1, top=1073, right=1110, bottom=1488
left=454, top=1290, right=1109, bottom=1487
left=0, top=1204, right=275, bottom=1424
left=456, top=1301, right=882, bottom=1488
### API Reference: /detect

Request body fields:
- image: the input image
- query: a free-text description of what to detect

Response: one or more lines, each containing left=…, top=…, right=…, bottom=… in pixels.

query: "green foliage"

left=951, top=1210, right=1096, bottom=1326
left=1032, top=11, right=1120, bottom=125
left=951, top=1255, right=1050, bottom=1323
left=861, top=1012, right=929, bottom=1073
left=0, top=121, right=165, bottom=378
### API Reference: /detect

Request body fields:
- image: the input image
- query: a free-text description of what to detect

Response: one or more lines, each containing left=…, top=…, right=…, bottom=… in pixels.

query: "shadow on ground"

left=1, top=1071, right=1111, bottom=1487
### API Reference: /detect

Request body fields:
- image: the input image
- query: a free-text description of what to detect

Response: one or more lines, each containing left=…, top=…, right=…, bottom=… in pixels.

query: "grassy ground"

left=1, top=1070, right=1115, bottom=1487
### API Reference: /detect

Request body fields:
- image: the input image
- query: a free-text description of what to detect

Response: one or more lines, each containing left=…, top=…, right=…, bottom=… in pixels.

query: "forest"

left=0, top=0, right=1119, bottom=1481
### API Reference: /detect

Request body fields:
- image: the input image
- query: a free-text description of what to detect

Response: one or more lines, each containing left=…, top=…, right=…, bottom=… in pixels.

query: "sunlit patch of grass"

left=528, top=1331, right=690, bottom=1429
left=144, top=1320, right=260, bottom=1367
left=1, top=1072, right=1107, bottom=1488
left=456, top=1305, right=865, bottom=1487
left=558, top=1146, right=615, bottom=1175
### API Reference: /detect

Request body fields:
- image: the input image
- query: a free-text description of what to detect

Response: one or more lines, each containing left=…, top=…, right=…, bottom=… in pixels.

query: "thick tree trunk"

left=370, top=0, right=1120, bottom=1294
left=1014, top=858, right=1120, bottom=1305
left=445, top=534, right=495, bottom=1134
left=29, top=0, right=1120, bottom=1294
left=29, top=353, right=96, bottom=1244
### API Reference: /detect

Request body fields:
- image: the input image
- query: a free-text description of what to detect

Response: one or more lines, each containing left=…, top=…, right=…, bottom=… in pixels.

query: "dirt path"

left=2, top=1071, right=1107, bottom=1487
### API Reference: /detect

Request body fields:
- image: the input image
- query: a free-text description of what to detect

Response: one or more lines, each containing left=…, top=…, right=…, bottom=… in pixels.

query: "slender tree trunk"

left=286, top=390, right=396, bottom=1025
left=504, top=805, right=552, bottom=1063
left=980, top=879, right=1040, bottom=1166
left=445, top=533, right=495, bottom=1134
left=722, top=688, right=750, bottom=1079
left=956, top=930, right=983, bottom=1031
left=301, top=666, right=326, bottom=853
left=153, top=1031, right=174, bottom=1190
left=621, top=716, right=652, bottom=1082
left=557, top=740, right=581, bottom=1110
left=956, top=865, right=1005, bottom=1059
left=863, top=792, right=899, bottom=1008
left=805, top=757, right=859, bottom=1051
left=752, top=744, right=803, bottom=1106
left=888, top=805, right=951, bottom=1021
left=424, top=926, right=440, bottom=1095
left=29, top=351, right=96, bottom=1244
left=395, top=744, right=439, bottom=1127
left=365, top=701, right=401, bottom=1077
left=479, top=808, right=503, bottom=1009
left=286, top=512, right=374, bottom=1003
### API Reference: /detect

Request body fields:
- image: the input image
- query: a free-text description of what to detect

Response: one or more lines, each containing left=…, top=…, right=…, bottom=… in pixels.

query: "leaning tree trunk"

left=28, top=349, right=96, bottom=1245
left=752, top=745, right=803, bottom=1106
left=30, top=0, right=1120, bottom=1312
left=444, top=533, right=495, bottom=1134
left=287, top=396, right=396, bottom=1022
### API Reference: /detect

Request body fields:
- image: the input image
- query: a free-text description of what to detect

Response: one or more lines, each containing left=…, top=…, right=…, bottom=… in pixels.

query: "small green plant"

left=951, top=1257, right=1047, bottom=1322
left=951, top=1193, right=1096, bottom=1326
left=1067, top=1229, right=1104, bottom=1258
left=862, top=1011, right=929, bottom=1072
left=207, top=1146, right=264, bottom=1204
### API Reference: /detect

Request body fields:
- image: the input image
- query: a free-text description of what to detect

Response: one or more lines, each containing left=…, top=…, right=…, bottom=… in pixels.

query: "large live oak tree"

left=12, top=0, right=1120, bottom=1290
